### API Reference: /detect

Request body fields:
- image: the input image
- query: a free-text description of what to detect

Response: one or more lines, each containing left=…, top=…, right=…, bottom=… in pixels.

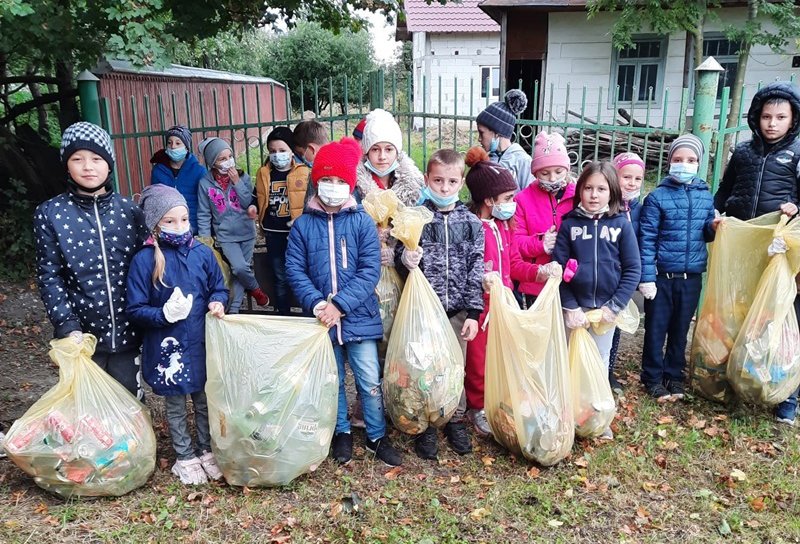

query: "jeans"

left=332, top=340, right=386, bottom=442
left=94, top=349, right=143, bottom=400
left=266, top=232, right=290, bottom=314
left=164, top=391, right=211, bottom=460
left=218, top=238, right=258, bottom=313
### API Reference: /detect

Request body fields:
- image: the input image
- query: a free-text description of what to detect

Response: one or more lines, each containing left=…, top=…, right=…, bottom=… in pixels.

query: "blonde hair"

left=151, top=231, right=168, bottom=288
left=426, top=148, right=465, bottom=174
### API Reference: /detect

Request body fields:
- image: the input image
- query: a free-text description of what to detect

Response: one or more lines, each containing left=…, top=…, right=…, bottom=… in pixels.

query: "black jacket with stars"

left=34, top=189, right=149, bottom=354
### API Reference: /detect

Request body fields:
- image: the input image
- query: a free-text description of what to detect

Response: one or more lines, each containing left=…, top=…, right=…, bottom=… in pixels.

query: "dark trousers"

left=266, top=232, right=290, bottom=315
left=641, top=274, right=702, bottom=387
left=775, top=296, right=800, bottom=420
left=94, top=348, right=142, bottom=400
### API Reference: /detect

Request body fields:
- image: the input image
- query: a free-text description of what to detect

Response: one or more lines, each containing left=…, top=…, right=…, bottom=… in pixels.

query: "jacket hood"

left=500, top=142, right=527, bottom=156
left=747, top=81, right=800, bottom=148
left=355, top=153, right=424, bottom=207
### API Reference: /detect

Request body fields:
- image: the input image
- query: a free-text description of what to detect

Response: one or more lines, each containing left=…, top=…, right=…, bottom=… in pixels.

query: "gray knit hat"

left=166, top=125, right=192, bottom=151
left=60, top=122, right=116, bottom=170
left=476, top=89, right=528, bottom=139
left=668, top=134, right=704, bottom=163
left=140, top=184, right=188, bottom=232
left=198, top=136, right=232, bottom=169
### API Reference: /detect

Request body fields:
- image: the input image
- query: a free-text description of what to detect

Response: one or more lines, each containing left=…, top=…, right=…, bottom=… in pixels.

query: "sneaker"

left=414, top=426, right=438, bottom=460
left=199, top=451, right=224, bottom=481
left=0, top=431, right=6, bottom=458
left=467, top=409, right=492, bottom=437
left=599, top=427, right=614, bottom=441
left=248, top=287, right=270, bottom=307
left=171, top=457, right=208, bottom=485
left=646, top=383, right=672, bottom=402
left=365, top=436, right=402, bottom=467
left=443, top=421, right=472, bottom=455
left=776, top=416, right=797, bottom=427
left=608, top=372, right=624, bottom=396
left=331, top=432, right=353, bottom=464
left=666, top=380, right=685, bottom=400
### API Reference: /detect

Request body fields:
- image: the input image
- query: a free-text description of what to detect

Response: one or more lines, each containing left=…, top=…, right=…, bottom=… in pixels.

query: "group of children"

left=12, top=80, right=799, bottom=485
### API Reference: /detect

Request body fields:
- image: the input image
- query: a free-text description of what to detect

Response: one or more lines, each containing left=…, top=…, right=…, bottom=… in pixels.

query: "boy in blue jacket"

left=285, top=137, right=402, bottom=467
left=638, top=135, right=721, bottom=401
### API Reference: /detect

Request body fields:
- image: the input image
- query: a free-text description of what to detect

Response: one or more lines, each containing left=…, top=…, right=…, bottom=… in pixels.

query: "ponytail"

left=151, top=233, right=168, bottom=288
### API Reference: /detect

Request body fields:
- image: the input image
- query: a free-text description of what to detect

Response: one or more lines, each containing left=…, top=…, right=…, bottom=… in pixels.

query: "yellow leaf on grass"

left=481, top=456, right=495, bottom=467
left=469, top=507, right=490, bottom=521
left=548, top=520, right=564, bottom=527
left=730, top=469, right=747, bottom=481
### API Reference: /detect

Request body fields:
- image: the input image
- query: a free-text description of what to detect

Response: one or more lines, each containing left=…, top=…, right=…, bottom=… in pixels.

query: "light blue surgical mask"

left=669, top=162, right=698, bottom=184
left=419, top=186, right=459, bottom=209
left=491, top=201, right=517, bottom=221
left=364, top=159, right=399, bottom=178
left=270, top=151, right=292, bottom=170
left=489, top=136, right=500, bottom=154
left=166, top=147, right=187, bottom=162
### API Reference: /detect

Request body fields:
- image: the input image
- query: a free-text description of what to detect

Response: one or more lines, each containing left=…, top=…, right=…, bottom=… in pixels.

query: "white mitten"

left=163, top=287, right=194, bottom=323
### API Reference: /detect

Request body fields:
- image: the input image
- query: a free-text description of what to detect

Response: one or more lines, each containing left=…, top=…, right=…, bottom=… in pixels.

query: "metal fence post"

left=77, top=70, right=102, bottom=126
left=692, top=57, right=724, bottom=181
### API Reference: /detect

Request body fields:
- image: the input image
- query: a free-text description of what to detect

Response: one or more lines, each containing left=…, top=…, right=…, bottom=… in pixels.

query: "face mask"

left=489, top=136, right=500, bottom=154
left=491, top=201, right=517, bottom=221
left=669, top=162, right=698, bottom=184
left=364, top=159, right=399, bottom=178
left=622, top=189, right=641, bottom=201
left=166, top=147, right=187, bottom=162
left=318, top=182, right=351, bottom=207
left=420, top=186, right=459, bottom=209
left=537, top=176, right=568, bottom=194
left=217, top=158, right=236, bottom=173
left=270, top=152, right=292, bottom=170
left=158, top=226, right=193, bottom=247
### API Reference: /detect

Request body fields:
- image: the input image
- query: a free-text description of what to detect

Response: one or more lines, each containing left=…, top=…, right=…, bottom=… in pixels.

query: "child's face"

left=158, top=206, right=190, bottom=233
left=534, top=166, right=568, bottom=182
left=167, top=136, right=185, bottom=150
left=318, top=176, right=348, bottom=186
left=669, top=147, right=699, bottom=166
left=67, top=149, right=110, bottom=191
left=268, top=139, right=292, bottom=154
left=425, top=163, right=464, bottom=198
left=760, top=101, right=793, bottom=144
left=367, top=143, right=398, bottom=171
left=214, top=149, right=233, bottom=169
left=487, top=190, right=515, bottom=208
left=580, top=173, right=611, bottom=213
left=617, top=164, right=644, bottom=194
left=476, top=124, right=496, bottom=151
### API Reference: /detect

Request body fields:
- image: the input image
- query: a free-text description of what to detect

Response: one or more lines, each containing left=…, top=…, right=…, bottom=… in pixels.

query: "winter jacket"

left=481, top=218, right=541, bottom=295
left=490, top=143, right=533, bottom=191
left=638, top=176, right=716, bottom=283
left=285, top=196, right=383, bottom=345
left=355, top=154, right=425, bottom=207
left=197, top=170, right=255, bottom=242
left=715, top=81, right=800, bottom=220
left=395, top=201, right=485, bottom=320
left=513, top=181, right=577, bottom=295
left=623, top=198, right=642, bottom=237
left=150, top=151, right=206, bottom=233
left=126, top=239, right=228, bottom=396
left=254, top=160, right=309, bottom=229
left=34, top=189, right=149, bottom=354
left=552, top=210, right=641, bottom=313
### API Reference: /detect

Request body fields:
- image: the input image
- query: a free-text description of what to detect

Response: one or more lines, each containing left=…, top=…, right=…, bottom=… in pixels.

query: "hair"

left=763, top=97, right=791, bottom=110
left=426, top=148, right=465, bottom=174
left=151, top=230, right=169, bottom=288
left=293, top=120, right=327, bottom=148
left=573, top=161, right=623, bottom=216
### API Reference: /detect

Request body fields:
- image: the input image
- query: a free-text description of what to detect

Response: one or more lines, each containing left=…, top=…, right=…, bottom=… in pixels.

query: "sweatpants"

left=218, top=238, right=258, bottom=313
left=465, top=302, right=490, bottom=411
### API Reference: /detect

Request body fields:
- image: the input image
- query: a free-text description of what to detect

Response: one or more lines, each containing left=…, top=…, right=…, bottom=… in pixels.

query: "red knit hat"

left=311, top=137, right=362, bottom=189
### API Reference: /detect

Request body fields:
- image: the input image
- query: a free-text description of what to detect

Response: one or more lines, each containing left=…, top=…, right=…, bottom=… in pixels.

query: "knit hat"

left=60, top=122, right=115, bottom=171
left=667, top=134, right=704, bottom=163
left=311, top=137, right=362, bottom=189
left=352, top=118, right=367, bottom=140
left=140, top=184, right=189, bottom=232
left=531, top=131, right=570, bottom=174
left=267, top=126, right=294, bottom=150
left=166, top=125, right=192, bottom=151
left=612, top=152, right=645, bottom=171
left=464, top=146, right=518, bottom=203
left=361, top=109, right=403, bottom=154
left=475, top=89, right=527, bottom=139
left=198, top=137, right=232, bottom=169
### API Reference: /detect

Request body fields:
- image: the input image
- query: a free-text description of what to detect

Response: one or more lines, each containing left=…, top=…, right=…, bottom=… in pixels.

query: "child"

left=463, top=147, right=562, bottom=436
left=150, top=125, right=206, bottom=233
left=293, top=120, right=330, bottom=209
left=396, top=149, right=485, bottom=459
left=285, top=137, right=402, bottom=467
left=34, top=122, right=148, bottom=397
left=126, top=184, right=228, bottom=485
left=476, top=89, right=532, bottom=190
left=248, top=127, right=309, bottom=314
left=514, top=131, right=576, bottom=308
left=714, top=81, right=800, bottom=425
left=638, top=135, right=721, bottom=401
left=552, top=161, right=641, bottom=439
left=197, top=136, right=268, bottom=313
left=607, top=152, right=646, bottom=394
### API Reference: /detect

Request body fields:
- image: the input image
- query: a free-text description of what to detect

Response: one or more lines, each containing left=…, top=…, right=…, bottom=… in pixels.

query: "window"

left=611, top=37, right=667, bottom=103
left=702, top=35, right=740, bottom=99
left=481, top=67, right=500, bottom=98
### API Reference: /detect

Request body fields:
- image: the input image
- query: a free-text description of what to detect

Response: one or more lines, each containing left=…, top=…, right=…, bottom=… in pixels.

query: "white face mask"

left=318, top=182, right=351, bottom=207
left=217, top=158, right=236, bottom=172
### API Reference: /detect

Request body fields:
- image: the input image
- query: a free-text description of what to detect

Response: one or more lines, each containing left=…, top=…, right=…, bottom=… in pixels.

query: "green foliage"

left=724, top=0, right=800, bottom=53
left=173, top=29, right=272, bottom=76
left=0, top=185, right=35, bottom=281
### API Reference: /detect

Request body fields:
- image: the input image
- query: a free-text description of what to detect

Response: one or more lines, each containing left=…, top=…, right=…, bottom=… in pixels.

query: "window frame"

left=480, top=66, right=500, bottom=99
left=609, top=35, right=668, bottom=108
left=690, top=33, right=741, bottom=102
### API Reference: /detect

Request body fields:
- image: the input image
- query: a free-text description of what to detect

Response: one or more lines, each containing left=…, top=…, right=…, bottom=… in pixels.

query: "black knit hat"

left=267, top=126, right=294, bottom=150
left=60, top=122, right=115, bottom=171
left=476, top=89, right=528, bottom=139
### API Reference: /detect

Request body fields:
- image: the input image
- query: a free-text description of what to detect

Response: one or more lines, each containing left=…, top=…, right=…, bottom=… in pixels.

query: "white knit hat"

left=361, top=109, right=403, bottom=154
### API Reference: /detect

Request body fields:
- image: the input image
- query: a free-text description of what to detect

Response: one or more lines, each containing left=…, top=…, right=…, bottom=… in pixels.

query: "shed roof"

left=94, top=59, right=283, bottom=86
left=405, top=0, right=500, bottom=33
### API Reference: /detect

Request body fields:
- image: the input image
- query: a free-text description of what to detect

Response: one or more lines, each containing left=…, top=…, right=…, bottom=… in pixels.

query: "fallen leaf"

left=655, top=454, right=667, bottom=468
left=450, top=475, right=460, bottom=484
left=730, top=469, right=747, bottom=482
left=548, top=519, right=564, bottom=527
left=329, top=502, right=344, bottom=518
left=750, top=496, right=766, bottom=512
left=187, top=492, right=203, bottom=502
left=704, top=426, right=721, bottom=437
left=656, top=429, right=668, bottom=438
left=689, top=513, right=701, bottom=519
left=527, top=466, right=541, bottom=479
left=657, top=415, right=675, bottom=424
left=642, top=481, right=658, bottom=492
left=415, top=473, right=428, bottom=481
left=469, top=507, right=490, bottom=521
left=166, top=496, right=177, bottom=508
left=573, top=457, right=588, bottom=468
left=33, top=502, right=48, bottom=515
left=661, top=441, right=679, bottom=451
left=481, top=455, right=495, bottom=467
left=718, top=518, right=732, bottom=536
left=384, top=466, right=402, bottom=480
left=158, top=458, right=169, bottom=470
left=479, top=480, right=495, bottom=487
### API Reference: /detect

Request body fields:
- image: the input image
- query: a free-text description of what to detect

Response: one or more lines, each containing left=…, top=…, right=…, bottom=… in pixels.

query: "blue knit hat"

left=476, top=90, right=528, bottom=139
left=166, top=125, right=192, bottom=152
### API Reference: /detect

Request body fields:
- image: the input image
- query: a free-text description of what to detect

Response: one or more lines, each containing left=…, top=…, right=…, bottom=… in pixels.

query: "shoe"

left=776, top=416, right=797, bottom=427
left=0, top=431, right=6, bottom=458
left=666, top=380, right=685, bottom=400
left=366, top=436, right=402, bottom=467
left=248, top=287, right=270, bottom=307
left=171, top=457, right=208, bottom=485
left=199, top=451, right=224, bottom=481
left=414, top=426, right=438, bottom=460
left=444, top=421, right=472, bottom=455
left=645, top=383, right=672, bottom=402
left=331, top=432, right=353, bottom=464
left=467, top=409, right=492, bottom=437
left=599, top=427, right=614, bottom=441
left=608, top=372, right=623, bottom=396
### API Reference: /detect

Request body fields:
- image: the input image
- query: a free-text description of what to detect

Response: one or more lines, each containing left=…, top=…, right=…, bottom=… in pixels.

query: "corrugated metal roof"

left=94, top=59, right=283, bottom=86
left=405, top=0, right=500, bottom=33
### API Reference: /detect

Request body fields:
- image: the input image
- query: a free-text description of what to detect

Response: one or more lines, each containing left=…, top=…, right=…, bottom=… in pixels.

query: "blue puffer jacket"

left=285, top=196, right=383, bottom=345
left=126, top=239, right=228, bottom=396
left=150, top=151, right=206, bottom=233
left=638, top=176, right=716, bottom=282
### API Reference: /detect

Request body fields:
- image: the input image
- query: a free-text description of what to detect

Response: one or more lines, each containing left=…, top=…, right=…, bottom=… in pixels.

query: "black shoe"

left=366, top=436, right=403, bottom=467
left=645, top=383, right=672, bottom=401
left=666, top=380, right=685, bottom=400
left=414, top=426, right=438, bottom=460
left=331, top=432, right=353, bottom=464
left=444, top=421, right=472, bottom=455
left=609, top=372, right=624, bottom=395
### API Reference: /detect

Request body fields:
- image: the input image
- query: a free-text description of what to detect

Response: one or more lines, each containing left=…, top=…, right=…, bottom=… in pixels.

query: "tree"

left=173, top=29, right=273, bottom=76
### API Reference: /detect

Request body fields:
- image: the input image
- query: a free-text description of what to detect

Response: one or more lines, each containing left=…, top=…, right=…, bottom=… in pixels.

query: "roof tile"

left=404, top=0, right=500, bottom=33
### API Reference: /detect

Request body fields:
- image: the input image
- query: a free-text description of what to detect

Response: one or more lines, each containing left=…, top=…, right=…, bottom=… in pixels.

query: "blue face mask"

left=489, top=136, right=500, bottom=154
left=270, top=151, right=292, bottom=170
left=669, top=162, right=698, bottom=184
left=419, top=186, right=460, bottom=209
left=364, top=159, right=399, bottom=178
left=491, top=201, right=517, bottom=221
left=166, top=147, right=188, bottom=162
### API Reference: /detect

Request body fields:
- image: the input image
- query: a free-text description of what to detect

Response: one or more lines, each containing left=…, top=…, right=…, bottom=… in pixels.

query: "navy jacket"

left=624, top=198, right=642, bottom=237
left=552, top=210, right=641, bottom=313
left=126, top=239, right=228, bottom=396
left=285, top=196, right=383, bottom=345
left=150, top=151, right=206, bottom=233
left=34, top=190, right=149, bottom=354
left=639, top=176, right=716, bottom=282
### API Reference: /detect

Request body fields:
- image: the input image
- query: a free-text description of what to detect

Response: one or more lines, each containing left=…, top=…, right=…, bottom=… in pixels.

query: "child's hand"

left=638, top=282, right=657, bottom=300
left=228, top=168, right=240, bottom=184
left=318, top=303, right=342, bottom=328
left=600, top=305, right=617, bottom=324
left=535, top=261, right=563, bottom=282
left=378, top=226, right=391, bottom=244
left=482, top=271, right=502, bottom=292
left=401, top=247, right=424, bottom=269
left=208, top=301, right=225, bottom=318
left=461, top=318, right=479, bottom=341
left=381, top=247, right=395, bottom=266
left=542, top=226, right=557, bottom=255
left=780, top=202, right=799, bottom=216
left=564, top=308, right=589, bottom=329
left=163, top=287, right=194, bottom=323
left=247, top=205, right=258, bottom=220
left=68, top=330, right=84, bottom=344
left=711, top=216, right=724, bottom=231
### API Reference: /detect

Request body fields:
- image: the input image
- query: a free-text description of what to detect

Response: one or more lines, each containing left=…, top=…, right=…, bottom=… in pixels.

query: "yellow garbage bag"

left=196, top=236, right=233, bottom=290
left=569, top=328, right=616, bottom=438
left=383, top=206, right=464, bottom=434
left=205, top=315, right=338, bottom=487
left=4, top=335, right=156, bottom=498
left=585, top=299, right=640, bottom=336
left=727, top=215, right=800, bottom=405
left=485, top=278, right=574, bottom=466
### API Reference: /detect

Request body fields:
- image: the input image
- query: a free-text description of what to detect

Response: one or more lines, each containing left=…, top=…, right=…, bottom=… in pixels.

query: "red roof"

left=404, top=0, right=500, bottom=33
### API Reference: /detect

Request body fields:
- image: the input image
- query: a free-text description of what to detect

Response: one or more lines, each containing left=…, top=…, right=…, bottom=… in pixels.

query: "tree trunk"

left=721, top=0, right=756, bottom=167
left=55, top=59, right=79, bottom=131
left=28, top=82, right=51, bottom=140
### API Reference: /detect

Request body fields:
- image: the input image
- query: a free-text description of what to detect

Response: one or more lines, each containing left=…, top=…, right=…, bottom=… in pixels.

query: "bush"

left=0, top=186, right=36, bottom=281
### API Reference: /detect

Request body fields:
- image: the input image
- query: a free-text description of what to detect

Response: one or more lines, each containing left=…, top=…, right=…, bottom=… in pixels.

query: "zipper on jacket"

left=592, top=218, right=599, bottom=308
left=685, top=185, right=693, bottom=271
left=93, top=198, right=117, bottom=350
left=550, top=194, right=558, bottom=227
left=750, top=154, right=770, bottom=219
left=489, top=219, right=504, bottom=277
left=327, top=214, right=343, bottom=345
left=340, top=237, right=348, bottom=269
left=444, top=214, right=450, bottom=309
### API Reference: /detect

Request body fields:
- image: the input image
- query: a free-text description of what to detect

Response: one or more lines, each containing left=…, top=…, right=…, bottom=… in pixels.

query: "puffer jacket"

left=150, top=151, right=206, bottom=233
left=395, top=201, right=485, bottom=320
left=715, top=81, right=800, bottom=220
left=490, top=142, right=533, bottom=191
left=34, top=189, right=149, bottom=353
left=126, top=239, right=228, bottom=396
left=355, top=153, right=425, bottom=207
left=513, top=181, right=577, bottom=295
left=639, top=176, right=717, bottom=282
left=254, top=159, right=309, bottom=227
left=285, top=196, right=382, bottom=345
left=197, top=170, right=254, bottom=242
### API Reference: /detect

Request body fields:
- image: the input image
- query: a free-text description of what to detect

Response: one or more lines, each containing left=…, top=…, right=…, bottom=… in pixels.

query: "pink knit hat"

left=531, top=131, right=570, bottom=174
left=612, top=152, right=645, bottom=171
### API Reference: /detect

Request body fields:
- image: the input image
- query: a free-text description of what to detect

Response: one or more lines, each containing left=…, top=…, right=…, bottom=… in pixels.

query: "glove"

left=768, top=236, right=788, bottom=257
left=600, top=305, right=617, bottom=324
left=639, top=282, right=657, bottom=300
left=564, top=308, right=589, bottom=330
left=381, top=247, right=395, bottom=266
left=163, top=287, right=194, bottom=323
left=401, top=247, right=423, bottom=269
left=482, top=271, right=502, bottom=292
left=535, top=261, right=563, bottom=282
left=542, top=226, right=557, bottom=255
left=377, top=226, right=391, bottom=244
left=313, top=300, right=327, bottom=318
left=69, top=331, right=83, bottom=344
